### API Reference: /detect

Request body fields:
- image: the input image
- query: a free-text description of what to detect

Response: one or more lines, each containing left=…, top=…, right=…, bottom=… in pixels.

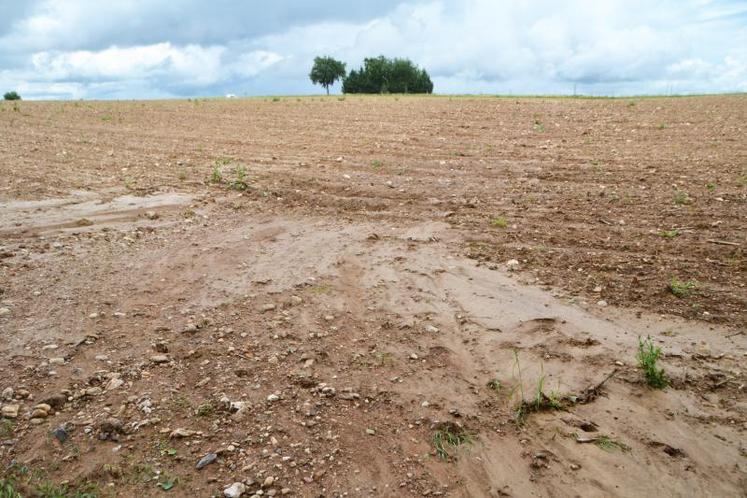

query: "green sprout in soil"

left=668, top=277, right=696, bottom=298
left=637, top=336, right=669, bottom=389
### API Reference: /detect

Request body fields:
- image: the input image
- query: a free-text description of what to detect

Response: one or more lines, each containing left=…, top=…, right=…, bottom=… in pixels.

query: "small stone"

left=48, top=357, right=66, bottom=365
left=366, top=428, right=376, bottom=435
left=170, top=428, right=197, bottom=438
left=423, top=324, right=439, bottom=333
left=570, top=463, right=581, bottom=470
left=0, top=307, right=10, bottom=316
left=409, top=353, right=419, bottom=360
left=144, top=211, right=159, bottom=220
left=597, top=300, right=608, bottom=307
left=323, top=315, right=334, bottom=322
left=505, top=259, right=520, bottom=271
left=263, top=476, right=275, bottom=487
left=261, top=303, right=276, bottom=312
left=281, top=489, right=291, bottom=495
left=151, top=355, right=169, bottom=364
left=51, top=427, right=69, bottom=443
left=593, top=286, right=603, bottom=293
left=94, top=354, right=109, bottom=361
left=105, top=378, right=124, bottom=391
left=224, top=482, right=246, bottom=498
left=196, top=452, right=217, bottom=469
left=84, top=387, right=103, bottom=397
left=267, top=394, right=280, bottom=402
left=1, top=404, right=19, bottom=419
left=1, top=387, right=13, bottom=400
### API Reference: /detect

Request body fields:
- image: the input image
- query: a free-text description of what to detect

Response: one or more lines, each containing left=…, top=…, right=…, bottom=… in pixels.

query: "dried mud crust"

left=0, top=96, right=746, bottom=497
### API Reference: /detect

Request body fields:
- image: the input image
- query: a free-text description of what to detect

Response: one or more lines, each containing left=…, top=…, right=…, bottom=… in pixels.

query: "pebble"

left=224, top=482, right=246, bottom=497
left=505, top=259, right=520, bottom=271
left=423, top=325, right=439, bottom=333
left=267, top=394, right=280, bottom=402
left=1, top=387, right=13, bottom=400
left=51, top=427, right=69, bottom=443
left=261, top=304, right=276, bottom=312
left=151, top=355, right=169, bottom=364
left=366, top=428, right=376, bottom=435
left=1, top=404, right=20, bottom=418
left=263, top=476, right=275, bottom=487
left=105, top=378, right=124, bottom=391
left=0, top=307, right=10, bottom=316
left=196, top=452, right=217, bottom=469
left=48, top=357, right=66, bottom=365
left=597, top=300, right=608, bottom=307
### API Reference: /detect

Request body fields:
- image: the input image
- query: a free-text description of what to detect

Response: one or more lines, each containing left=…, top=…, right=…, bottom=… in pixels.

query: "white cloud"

left=1, top=0, right=745, bottom=98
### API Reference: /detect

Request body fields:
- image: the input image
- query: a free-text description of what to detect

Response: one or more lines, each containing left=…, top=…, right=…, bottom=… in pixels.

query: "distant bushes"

left=3, top=91, right=21, bottom=101
left=342, top=56, right=433, bottom=94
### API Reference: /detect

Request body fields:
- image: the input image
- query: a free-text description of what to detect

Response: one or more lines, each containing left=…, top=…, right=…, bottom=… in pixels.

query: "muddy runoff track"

left=0, top=96, right=745, bottom=496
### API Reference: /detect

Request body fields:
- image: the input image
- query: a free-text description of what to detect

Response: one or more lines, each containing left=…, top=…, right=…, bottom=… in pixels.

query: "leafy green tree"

left=3, top=91, right=21, bottom=101
left=342, top=56, right=433, bottom=94
left=309, top=56, right=346, bottom=95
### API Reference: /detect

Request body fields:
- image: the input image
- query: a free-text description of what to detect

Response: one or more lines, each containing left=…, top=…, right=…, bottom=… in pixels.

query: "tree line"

left=309, top=56, right=433, bottom=95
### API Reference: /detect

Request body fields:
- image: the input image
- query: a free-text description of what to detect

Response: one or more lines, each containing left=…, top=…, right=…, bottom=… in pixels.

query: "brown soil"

left=0, top=95, right=745, bottom=497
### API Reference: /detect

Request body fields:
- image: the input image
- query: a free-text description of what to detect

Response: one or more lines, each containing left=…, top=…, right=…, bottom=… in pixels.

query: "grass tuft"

left=637, top=336, right=668, bottom=389
left=490, top=216, right=508, bottom=228
left=433, top=423, right=473, bottom=461
left=668, top=277, right=696, bottom=298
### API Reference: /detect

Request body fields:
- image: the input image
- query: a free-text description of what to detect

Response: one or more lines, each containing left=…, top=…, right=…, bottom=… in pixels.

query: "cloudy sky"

left=0, top=0, right=745, bottom=99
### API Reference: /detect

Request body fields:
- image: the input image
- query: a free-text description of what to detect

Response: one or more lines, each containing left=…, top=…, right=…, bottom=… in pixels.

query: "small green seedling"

left=673, top=191, right=692, bottom=205
left=637, top=336, right=668, bottom=388
left=490, top=216, right=508, bottom=228
left=668, top=277, right=696, bottom=298
left=658, top=229, right=680, bottom=239
left=433, top=424, right=473, bottom=461
left=210, top=165, right=223, bottom=184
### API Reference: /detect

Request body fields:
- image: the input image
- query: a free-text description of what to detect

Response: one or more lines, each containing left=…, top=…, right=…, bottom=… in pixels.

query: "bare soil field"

left=0, top=95, right=745, bottom=497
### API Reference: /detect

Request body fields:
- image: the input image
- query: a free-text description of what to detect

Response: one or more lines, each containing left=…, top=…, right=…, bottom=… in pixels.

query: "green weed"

left=595, top=435, right=630, bottom=452
left=196, top=402, right=214, bottom=417
left=433, top=423, right=473, bottom=461
left=658, top=229, right=680, bottom=239
left=371, top=159, right=383, bottom=169
left=637, top=336, right=668, bottom=389
left=668, top=277, right=696, bottom=298
left=490, top=216, right=508, bottom=228
left=210, top=165, right=223, bottom=184
left=673, top=191, right=692, bottom=205
left=231, top=165, right=249, bottom=190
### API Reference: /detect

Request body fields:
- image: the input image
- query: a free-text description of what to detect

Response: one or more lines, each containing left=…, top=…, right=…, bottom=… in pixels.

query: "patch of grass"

left=486, top=378, right=502, bottom=392
left=0, top=419, right=15, bottom=438
left=433, top=423, right=473, bottom=461
left=658, top=228, right=680, bottom=239
left=230, top=165, right=249, bottom=191
left=595, top=435, right=630, bottom=452
left=738, top=172, right=747, bottom=187
left=533, top=118, right=544, bottom=132
left=272, top=97, right=281, bottom=102
left=490, top=216, right=508, bottom=228
left=668, top=277, right=696, bottom=298
left=705, top=183, right=716, bottom=191
left=177, top=168, right=187, bottom=181
left=210, top=165, right=223, bottom=184
left=657, top=122, right=667, bottom=129
left=371, top=159, right=383, bottom=169
left=123, top=177, right=134, bottom=190
left=0, top=478, right=22, bottom=498
left=100, top=115, right=112, bottom=122
left=673, top=191, right=692, bottom=205
left=637, top=336, right=668, bottom=389
left=196, top=401, right=214, bottom=417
